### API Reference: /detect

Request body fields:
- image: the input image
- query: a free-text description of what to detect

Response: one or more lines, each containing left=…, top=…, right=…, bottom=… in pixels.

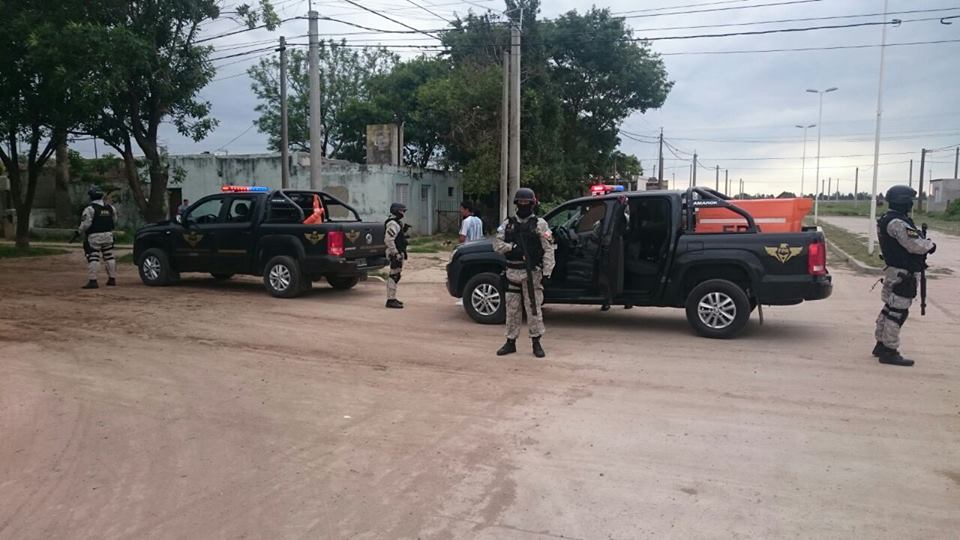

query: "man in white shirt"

left=459, top=201, right=483, bottom=243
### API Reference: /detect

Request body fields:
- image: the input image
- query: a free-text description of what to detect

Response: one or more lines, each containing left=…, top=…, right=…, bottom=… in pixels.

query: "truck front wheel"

left=463, top=272, right=506, bottom=324
left=138, top=248, right=173, bottom=286
left=263, top=255, right=303, bottom=298
left=685, top=279, right=750, bottom=339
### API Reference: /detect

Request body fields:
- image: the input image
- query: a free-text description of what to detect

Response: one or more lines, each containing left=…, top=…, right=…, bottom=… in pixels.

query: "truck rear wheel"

left=138, top=248, right=173, bottom=286
left=326, top=275, right=360, bottom=290
left=463, top=272, right=506, bottom=325
left=685, top=279, right=750, bottom=339
left=263, top=255, right=303, bottom=298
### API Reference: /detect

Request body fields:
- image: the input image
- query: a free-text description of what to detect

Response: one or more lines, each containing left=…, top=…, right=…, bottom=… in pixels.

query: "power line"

left=638, top=18, right=925, bottom=42
left=404, top=0, right=454, bottom=23
left=216, top=122, right=258, bottom=151
left=659, top=38, right=960, bottom=55
left=616, top=0, right=821, bottom=19
left=334, top=0, right=442, bottom=40
left=615, top=0, right=750, bottom=15
left=197, top=16, right=301, bottom=44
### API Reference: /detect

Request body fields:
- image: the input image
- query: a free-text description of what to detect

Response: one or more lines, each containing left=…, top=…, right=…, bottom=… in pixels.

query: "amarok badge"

left=765, top=243, right=803, bottom=264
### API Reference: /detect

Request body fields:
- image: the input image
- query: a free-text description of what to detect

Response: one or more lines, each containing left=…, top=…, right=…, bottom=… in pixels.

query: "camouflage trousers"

left=386, top=255, right=403, bottom=300
left=84, top=232, right=117, bottom=281
left=874, top=266, right=916, bottom=350
left=505, top=267, right=544, bottom=339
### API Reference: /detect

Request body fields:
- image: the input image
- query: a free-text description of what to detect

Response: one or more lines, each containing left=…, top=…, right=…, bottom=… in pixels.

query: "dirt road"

left=2, top=251, right=959, bottom=539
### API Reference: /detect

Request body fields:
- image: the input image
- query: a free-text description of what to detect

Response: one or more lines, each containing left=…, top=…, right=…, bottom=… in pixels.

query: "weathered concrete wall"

left=169, top=152, right=464, bottom=235
left=928, top=178, right=960, bottom=213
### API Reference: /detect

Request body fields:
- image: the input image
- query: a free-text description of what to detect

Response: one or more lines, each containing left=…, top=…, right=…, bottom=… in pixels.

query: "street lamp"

left=795, top=123, right=816, bottom=197
left=807, top=87, right=838, bottom=224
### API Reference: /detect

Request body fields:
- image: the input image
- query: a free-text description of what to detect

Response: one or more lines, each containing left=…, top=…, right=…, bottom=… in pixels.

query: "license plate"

left=355, top=258, right=367, bottom=267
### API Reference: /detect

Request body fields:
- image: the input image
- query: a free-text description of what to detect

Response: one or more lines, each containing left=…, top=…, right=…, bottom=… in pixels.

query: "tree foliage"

left=248, top=41, right=398, bottom=160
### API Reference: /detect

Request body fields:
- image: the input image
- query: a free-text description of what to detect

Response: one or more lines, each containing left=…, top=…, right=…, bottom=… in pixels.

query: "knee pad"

left=390, top=273, right=402, bottom=284
left=883, top=305, right=909, bottom=327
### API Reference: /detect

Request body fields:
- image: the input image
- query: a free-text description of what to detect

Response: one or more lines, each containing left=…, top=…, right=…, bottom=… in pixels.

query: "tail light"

left=327, top=231, right=344, bottom=257
left=808, top=240, right=827, bottom=276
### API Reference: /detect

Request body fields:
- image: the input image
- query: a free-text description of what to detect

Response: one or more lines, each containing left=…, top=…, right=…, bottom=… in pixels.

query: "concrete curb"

left=825, top=238, right=883, bottom=275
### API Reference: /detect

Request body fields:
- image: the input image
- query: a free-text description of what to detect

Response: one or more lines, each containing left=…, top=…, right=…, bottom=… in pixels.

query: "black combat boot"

left=82, top=280, right=98, bottom=289
left=107, top=278, right=117, bottom=286
left=532, top=337, right=545, bottom=358
left=872, top=341, right=893, bottom=357
left=496, top=339, right=517, bottom=356
left=385, top=299, right=403, bottom=309
left=878, top=350, right=914, bottom=367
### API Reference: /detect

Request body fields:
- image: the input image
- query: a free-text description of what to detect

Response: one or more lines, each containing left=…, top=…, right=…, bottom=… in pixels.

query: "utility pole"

left=908, top=159, right=913, bottom=188
left=500, top=51, right=509, bottom=223
left=508, top=22, right=521, bottom=200
left=691, top=151, right=697, bottom=188
left=279, top=36, right=290, bottom=189
left=827, top=177, right=832, bottom=200
left=308, top=10, right=322, bottom=189
left=715, top=165, right=719, bottom=191
left=658, top=128, right=664, bottom=189
left=867, top=0, right=890, bottom=255
left=724, top=169, right=729, bottom=194
left=918, top=148, right=927, bottom=213
left=955, top=147, right=959, bottom=178
left=739, top=178, right=744, bottom=199
left=854, top=167, right=859, bottom=207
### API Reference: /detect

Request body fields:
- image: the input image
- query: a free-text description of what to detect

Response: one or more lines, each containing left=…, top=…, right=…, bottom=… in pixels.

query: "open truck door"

left=598, top=197, right=627, bottom=303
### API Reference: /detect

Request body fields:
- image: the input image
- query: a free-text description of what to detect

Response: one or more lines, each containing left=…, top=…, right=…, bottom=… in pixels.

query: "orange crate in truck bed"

left=696, top=198, right=813, bottom=233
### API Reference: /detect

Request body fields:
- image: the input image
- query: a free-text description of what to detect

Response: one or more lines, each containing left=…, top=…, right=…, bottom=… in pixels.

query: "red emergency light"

left=221, top=185, right=270, bottom=193
left=590, top=184, right=625, bottom=196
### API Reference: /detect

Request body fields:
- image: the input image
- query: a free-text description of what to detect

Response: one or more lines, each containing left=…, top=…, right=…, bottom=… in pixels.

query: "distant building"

left=928, top=178, right=960, bottom=213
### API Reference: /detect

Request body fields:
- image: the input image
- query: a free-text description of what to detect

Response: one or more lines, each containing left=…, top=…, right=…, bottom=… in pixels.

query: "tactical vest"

left=504, top=217, right=544, bottom=268
left=877, top=210, right=924, bottom=272
left=386, top=216, right=408, bottom=253
left=87, top=203, right=116, bottom=234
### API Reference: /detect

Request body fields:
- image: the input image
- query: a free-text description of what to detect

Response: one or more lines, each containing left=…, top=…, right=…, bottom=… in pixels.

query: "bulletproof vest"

left=386, top=216, right=408, bottom=253
left=877, top=210, right=924, bottom=272
left=504, top=217, right=544, bottom=266
left=87, top=203, right=116, bottom=234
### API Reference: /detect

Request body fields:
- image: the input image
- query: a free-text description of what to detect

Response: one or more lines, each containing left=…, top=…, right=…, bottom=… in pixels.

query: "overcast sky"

left=72, top=0, right=960, bottom=195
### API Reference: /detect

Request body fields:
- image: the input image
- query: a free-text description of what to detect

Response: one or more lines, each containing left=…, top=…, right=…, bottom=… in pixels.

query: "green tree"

left=84, top=0, right=279, bottom=223
left=248, top=40, right=398, bottom=160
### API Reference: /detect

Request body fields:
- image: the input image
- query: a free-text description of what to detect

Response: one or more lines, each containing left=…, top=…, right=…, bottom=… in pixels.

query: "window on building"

left=448, top=187, right=454, bottom=197
left=395, top=183, right=410, bottom=205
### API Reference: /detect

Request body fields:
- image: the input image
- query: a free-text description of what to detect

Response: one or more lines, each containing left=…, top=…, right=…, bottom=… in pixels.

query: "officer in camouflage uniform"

left=873, top=185, right=936, bottom=367
left=494, top=187, right=555, bottom=358
left=384, top=202, right=409, bottom=309
left=77, top=186, right=119, bottom=289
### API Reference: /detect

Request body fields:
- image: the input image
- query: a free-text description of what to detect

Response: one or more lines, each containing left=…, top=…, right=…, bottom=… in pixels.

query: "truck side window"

left=548, top=202, right=606, bottom=233
left=227, top=197, right=253, bottom=223
left=186, top=197, right=224, bottom=225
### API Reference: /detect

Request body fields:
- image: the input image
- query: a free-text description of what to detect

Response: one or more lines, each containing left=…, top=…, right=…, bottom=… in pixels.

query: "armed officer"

left=77, top=186, right=118, bottom=289
left=384, top=202, right=409, bottom=309
left=873, top=185, right=936, bottom=367
left=494, top=187, right=555, bottom=358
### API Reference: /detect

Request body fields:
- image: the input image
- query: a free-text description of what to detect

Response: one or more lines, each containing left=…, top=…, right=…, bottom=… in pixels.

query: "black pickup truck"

left=446, top=188, right=832, bottom=338
left=134, top=188, right=387, bottom=297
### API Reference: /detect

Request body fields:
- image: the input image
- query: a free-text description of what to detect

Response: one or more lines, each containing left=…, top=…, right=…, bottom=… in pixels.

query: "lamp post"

left=807, top=87, right=838, bottom=224
left=795, top=123, right=816, bottom=197
left=868, top=0, right=891, bottom=255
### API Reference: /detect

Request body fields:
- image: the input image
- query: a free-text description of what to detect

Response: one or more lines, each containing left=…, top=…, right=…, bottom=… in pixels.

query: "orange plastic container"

left=696, top=198, right=813, bottom=233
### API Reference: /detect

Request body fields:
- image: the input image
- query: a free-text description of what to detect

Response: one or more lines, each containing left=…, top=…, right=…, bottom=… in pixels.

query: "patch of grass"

left=816, top=220, right=885, bottom=268
left=816, top=200, right=875, bottom=217
left=407, top=233, right=458, bottom=253
left=912, top=211, right=960, bottom=236
left=0, top=245, right=69, bottom=259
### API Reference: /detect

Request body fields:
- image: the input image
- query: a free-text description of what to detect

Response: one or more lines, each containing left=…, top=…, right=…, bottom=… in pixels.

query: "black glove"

left=542, top=274, right=551, bottom=285
left=403, top=252, right=408, bottom=260
left=927, top=243, right=936, bottom=255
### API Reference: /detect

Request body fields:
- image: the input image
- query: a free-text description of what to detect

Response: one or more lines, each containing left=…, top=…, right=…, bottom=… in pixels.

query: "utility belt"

left=506, top=261, right=528, bottom=270
left=886, top=267, right=918, bottom=299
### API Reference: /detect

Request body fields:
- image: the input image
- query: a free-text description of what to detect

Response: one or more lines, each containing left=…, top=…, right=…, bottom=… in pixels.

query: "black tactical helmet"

left=513, top=187, right=537, bottom=206
left=390, top=202, right=407, bottom=217
left=886, top=185, right=916, bottom=212
left=88, top=186, right=104, bottom=201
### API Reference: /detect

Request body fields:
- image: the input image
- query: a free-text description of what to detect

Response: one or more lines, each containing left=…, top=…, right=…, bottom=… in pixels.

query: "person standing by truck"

left=458, top=201, right=483, bottom=244
left=493, top=188, right=555, bottom=358
left=76, top=186, right=118, bottom=289
left=384, top=202, right=409, bottom=309
left=873, top=185, right=936, bottom=367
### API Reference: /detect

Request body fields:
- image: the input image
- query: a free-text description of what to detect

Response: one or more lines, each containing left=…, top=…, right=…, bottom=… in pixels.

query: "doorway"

left=419, top=184, right=434, bottom=235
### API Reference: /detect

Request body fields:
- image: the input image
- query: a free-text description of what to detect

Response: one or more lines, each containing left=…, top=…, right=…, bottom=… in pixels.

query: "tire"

left=138, top=248, right=173, bottom=286
left=326, top=275, right=360, bottom=290
left=684, top=279, right=751, bottom=339
left=463, top=272, right=506, bottom=325
left=263, top=255, right=303, bottom=298
left=210, top=273, right=234, bottom=280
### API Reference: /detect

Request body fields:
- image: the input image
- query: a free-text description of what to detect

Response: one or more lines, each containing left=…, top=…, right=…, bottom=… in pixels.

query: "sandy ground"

left=1, top=248, right=959, bottom=540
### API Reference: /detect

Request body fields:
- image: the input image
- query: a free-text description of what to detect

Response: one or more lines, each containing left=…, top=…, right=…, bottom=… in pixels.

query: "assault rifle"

left=920, top=223, right=928, bottom=316
left=512, top=220, right=540, bottom=317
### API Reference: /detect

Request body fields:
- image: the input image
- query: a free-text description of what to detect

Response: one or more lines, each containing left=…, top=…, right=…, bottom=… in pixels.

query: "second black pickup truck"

left=134, top=188, right=387, bottom=297
left=447, top=188, right=832, bottom=338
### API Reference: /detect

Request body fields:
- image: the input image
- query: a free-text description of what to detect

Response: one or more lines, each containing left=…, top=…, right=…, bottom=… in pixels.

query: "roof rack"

left=684, top=187, right=758, bottom=233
